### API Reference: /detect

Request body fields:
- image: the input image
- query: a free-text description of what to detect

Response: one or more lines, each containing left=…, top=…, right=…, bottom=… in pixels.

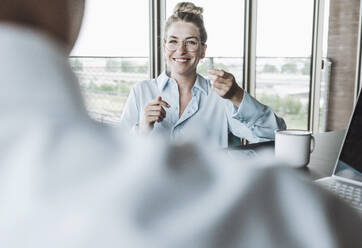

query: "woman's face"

left=163, top=21, right=207, bottom=78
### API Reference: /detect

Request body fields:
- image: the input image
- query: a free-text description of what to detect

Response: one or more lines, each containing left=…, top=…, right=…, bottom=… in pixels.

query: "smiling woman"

left=120, top=2, right=286, bottom=148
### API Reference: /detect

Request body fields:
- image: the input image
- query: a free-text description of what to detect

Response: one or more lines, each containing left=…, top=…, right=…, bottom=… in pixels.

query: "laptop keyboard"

left=318, top=179, right=362, bottom=212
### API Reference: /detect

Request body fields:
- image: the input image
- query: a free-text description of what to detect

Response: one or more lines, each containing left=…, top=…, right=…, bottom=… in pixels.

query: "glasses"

left=165, top=38, right=202, bottom=52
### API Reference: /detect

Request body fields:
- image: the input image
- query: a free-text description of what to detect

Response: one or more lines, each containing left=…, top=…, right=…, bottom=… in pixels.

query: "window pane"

left=256, top=0, right=314, bottom=129
left=71, top=0, right=149, bottom=57
left=165, top=0, right=244, bottom=83
left=70, top=0, right=149, bottom=123
left=69, top=57, right=149, bottom=123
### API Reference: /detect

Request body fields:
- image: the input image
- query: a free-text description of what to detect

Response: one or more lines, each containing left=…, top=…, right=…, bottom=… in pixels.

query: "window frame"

left=149, top=0, right=166, bottom=78
left=309, top=0, right=326, bottom=131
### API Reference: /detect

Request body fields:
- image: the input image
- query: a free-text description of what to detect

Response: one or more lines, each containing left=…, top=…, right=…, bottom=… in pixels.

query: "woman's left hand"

left=208, top=69, right=244, bottom=107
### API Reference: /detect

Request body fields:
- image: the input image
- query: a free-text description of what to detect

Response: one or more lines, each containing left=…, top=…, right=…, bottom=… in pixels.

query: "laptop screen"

left=334, top=92, right=362, bottom=183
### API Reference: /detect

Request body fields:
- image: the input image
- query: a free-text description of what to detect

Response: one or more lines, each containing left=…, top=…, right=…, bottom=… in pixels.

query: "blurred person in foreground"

left=0, top=0, right=361, bottom=247
left=120, top=2, right=286, bottom=148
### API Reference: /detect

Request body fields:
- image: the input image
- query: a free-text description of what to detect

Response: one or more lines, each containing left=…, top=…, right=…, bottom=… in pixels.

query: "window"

left=70, top=0, right=149, bottom=123
left=255, top=0, right=314, bottom=129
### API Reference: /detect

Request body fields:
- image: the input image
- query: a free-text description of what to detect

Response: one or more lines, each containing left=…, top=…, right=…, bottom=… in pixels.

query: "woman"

left=121, top=2, right=286, bottom=148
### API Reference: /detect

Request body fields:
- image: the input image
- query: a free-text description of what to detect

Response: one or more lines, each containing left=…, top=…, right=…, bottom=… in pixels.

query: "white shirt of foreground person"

left=0, top=24, right=361, bottom=248
left=120, top=72, right=286, bottom=148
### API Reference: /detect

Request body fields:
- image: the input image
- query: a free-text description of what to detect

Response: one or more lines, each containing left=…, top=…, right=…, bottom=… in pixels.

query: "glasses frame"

left=164, top=37, right=204, bottom=52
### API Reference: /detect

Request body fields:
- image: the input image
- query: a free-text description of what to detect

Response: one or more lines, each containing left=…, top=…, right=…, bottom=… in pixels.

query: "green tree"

left=258, top=94, right=282, bottom=112
left=197, top=58, right=229, bottom=76
left=283, top=95, right=302, bottom=114
left=301, top=60, right=310, bottom=75
left=97, top=84, right=118, bottom=92
left=70, top=59, right=83, bottom=72
left=136, top=64, right=148, bottom=73
left=120, top=60, right=135, bottom=72
left=88, top=80, right=96, bottom=90
left=281, top=63, right=298, bottom=74
left=263, top=64, right=278, bottom=73
left=106, top=59, right=122, bottom=72
left=258, top=94, right=302, bottom=115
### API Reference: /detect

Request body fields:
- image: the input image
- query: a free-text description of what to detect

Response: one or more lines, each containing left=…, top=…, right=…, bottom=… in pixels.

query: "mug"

left=275, top=129, right=315, bottom=167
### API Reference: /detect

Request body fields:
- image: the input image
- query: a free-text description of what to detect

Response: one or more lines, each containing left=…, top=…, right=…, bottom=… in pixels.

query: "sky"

left=71, top=0, right=329, bottom=58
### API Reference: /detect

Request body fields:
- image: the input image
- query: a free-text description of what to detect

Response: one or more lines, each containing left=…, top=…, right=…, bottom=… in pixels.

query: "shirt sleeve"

left=120, top=87, right=140, bottom=132
left=227, top=91, right=287, bottom=142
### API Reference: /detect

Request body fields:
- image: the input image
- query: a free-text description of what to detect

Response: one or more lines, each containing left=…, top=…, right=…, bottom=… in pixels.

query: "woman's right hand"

left=139, top=96, right=170, bottom=132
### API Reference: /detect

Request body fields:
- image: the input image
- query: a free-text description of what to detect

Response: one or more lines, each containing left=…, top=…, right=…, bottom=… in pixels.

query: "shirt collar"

left=156, top=72, right=171, bottom=92
left=156, top=71, right=209, bottom=95
left=194, top=74, right=209, bottom=95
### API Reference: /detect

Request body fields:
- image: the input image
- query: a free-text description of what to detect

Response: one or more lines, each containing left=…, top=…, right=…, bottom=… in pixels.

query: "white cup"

left=275, top=129, right=315, bottom=168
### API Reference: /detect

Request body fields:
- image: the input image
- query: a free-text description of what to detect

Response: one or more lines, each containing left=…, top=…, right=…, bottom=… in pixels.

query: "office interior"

left=2, top=1, right=362, bottom=245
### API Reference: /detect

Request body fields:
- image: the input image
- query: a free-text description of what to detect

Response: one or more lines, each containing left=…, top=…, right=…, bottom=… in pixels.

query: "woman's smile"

left=172, top=56, right=192, bottom=65
left=173, top=57, right=191, bottom=63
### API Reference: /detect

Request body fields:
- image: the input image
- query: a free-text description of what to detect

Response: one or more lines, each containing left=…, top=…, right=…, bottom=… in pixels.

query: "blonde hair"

left=164, top=2, right=207, bottom=44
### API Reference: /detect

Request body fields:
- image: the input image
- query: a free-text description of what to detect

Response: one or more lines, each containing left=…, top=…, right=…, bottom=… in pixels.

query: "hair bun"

left=173, top=2, right=204, bottom=19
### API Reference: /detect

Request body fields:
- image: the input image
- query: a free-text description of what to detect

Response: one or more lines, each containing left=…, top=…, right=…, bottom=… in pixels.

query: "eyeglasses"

left=165, top=38, right=202, bottom=52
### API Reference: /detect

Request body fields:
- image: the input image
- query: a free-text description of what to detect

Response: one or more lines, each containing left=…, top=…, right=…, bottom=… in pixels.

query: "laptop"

left=316, top=92, right=362, bottom=213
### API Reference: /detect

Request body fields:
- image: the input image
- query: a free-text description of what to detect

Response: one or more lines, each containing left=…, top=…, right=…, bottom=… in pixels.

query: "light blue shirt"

left=120, top=72, right=286, bottom=148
